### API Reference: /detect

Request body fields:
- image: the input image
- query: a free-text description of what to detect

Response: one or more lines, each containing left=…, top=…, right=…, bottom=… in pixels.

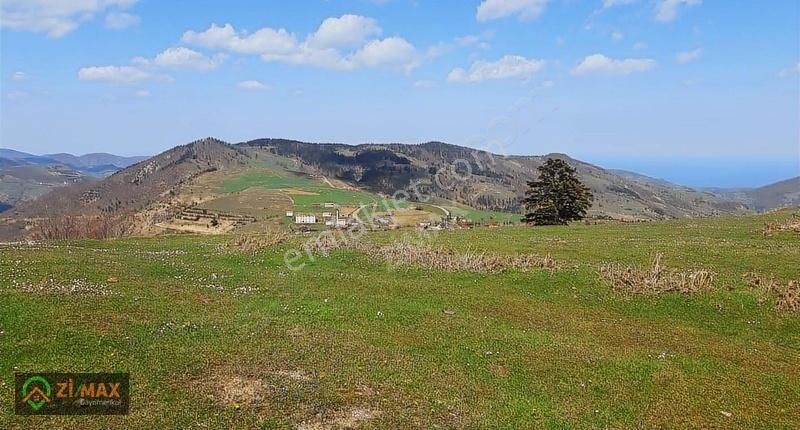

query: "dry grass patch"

left=599, top=253, right=715, bottom=295
left=763, top=214, right=800, bottom=235
left=374, top=242, right=557, bottom=273
left=297, top=407, right=379, bottom=429
left=744, top=273, right=800, bottom=313
left=226, top=229, right=289, bottom=253
left=301, top=235, right=558, bottom=273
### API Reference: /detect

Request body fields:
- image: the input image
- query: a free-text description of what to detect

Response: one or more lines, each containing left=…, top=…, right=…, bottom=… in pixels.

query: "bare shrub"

left=744, top=273, right=800, bottom=313
left=226, top=230, right=289, bottom=253
left=27, top=214, right=135, bottom=241
left=599, top=253, right=715, bottom=295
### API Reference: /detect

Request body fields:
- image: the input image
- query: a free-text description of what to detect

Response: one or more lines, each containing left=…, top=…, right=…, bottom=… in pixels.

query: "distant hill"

left=710, top=177, right=800, bottom=211
left=5, top=138, right=247, bottom=221
left=43, top=152, right=148, bottom=171
left=242, top=138, right=749, bottom=220
left=0, top=148, right=148, bottom=211
left=4, top=137, right=796, bottom=241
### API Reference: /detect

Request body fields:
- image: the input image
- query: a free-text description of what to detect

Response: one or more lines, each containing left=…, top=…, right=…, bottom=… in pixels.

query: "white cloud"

left=571, top=54, right=655, bottom=75
left=78, top=65, right=164, bottom=83
left=603, top=0, right=637, bottom=7
left=611, top=31, right=624, bottom=41
left=656, top=0, right=701, bottom=23
left=105, top=12, right=140, bottom=30
left=182, top=23, right=298, bottom=56
left=134, top=89, right=150, bottom=97
left=476, top=0, right=548, bottom=22
left=633, top=42, right=647, bottom=50
left=182, top=18, right=420, bottom=72
left=237, top=80, right=271, bottom=91
left=777, top=62, right=800, bottom=78
left=306, top=15, right=381, bottom=49
left=448, top=55, right=545, bottom=83
left=675, top=48, right=702, bottom=63
left=349, top=37, right=419, bottom=72
left=11, top=71, right=28, bottom=81
left=150, top=47, right=226, bottom=71
left=0, top=0, right=138, bottom=37
left=413, top=80, right=435, bottom=89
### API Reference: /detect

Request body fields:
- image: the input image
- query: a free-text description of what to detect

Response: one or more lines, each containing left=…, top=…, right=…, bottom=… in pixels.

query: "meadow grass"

left=0, top=210, right=798, bottom=428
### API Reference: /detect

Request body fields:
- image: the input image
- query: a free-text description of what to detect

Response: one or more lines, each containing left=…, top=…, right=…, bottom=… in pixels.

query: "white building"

left=323, top=202, right=336, bottom=208
left=286, top=211, right=294, bottom=217
left=295, top=215, right=316, bottom=224
left=322, top=212, right=333, bottom=218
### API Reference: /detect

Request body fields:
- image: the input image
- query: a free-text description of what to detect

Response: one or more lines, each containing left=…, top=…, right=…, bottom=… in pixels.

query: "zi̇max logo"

left=20, top=375, right=52, bottom=411
left=15, top=372, right=129, bottom=415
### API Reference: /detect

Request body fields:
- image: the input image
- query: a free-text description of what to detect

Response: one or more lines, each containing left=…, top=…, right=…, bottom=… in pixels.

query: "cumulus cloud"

left=656, top=0, right=701, bottom=22
left=237, top=80, right=271, bottom=91
left=11, top=71, right=28, bottom=81
left=181, top=23, right=297, bottom=55
left=448, top=55, right=545, bottom=83
left=477, top=0, right=548, bottom=22
left=350, top=37, right=419, bottom=72
left=571, top=54, right=655, bottom=75
left=149, top=47, right=226, bottom=71
left=675, top=48, right=702, bottom=63
left=611, top=31, right=624, bottom=41
left=182, top=16, right=419, bottom=72
left=305, top=15, right=381, bottom=49
left=413, top=80, right=435, bottom=89
left=105, top=12, right=140, bottom=29
left=78, top=65, right=163, bottom=83
left=0, top=0, right=138, bottom=37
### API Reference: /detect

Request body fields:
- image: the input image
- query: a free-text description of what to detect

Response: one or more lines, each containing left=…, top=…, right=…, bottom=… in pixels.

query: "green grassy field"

left=1, top=211, right=798, bottom=428
left=223, top=169, right=380, bottom=212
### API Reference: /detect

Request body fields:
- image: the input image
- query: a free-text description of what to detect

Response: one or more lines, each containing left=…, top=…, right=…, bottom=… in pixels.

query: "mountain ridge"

left=2, top=137, right=796, bottom=240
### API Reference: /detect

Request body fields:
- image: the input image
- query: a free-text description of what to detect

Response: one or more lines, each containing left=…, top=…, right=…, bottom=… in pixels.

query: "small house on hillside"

left=286, top=210, right=294, bottom=217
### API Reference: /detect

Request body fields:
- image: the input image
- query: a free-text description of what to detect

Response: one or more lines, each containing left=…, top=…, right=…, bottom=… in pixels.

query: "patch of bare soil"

left=599, top=253, right=715, bottom=295
left=297, top=407, right=379, bottom=430
left=204, top=369, right=381, bottom=429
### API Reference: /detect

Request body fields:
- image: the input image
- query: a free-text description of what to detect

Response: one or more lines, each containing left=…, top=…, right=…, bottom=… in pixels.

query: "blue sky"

left=1, top=0, right=798, bottom=187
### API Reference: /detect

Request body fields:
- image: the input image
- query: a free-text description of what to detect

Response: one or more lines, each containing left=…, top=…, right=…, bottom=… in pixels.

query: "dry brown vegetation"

left=763, top=214, right=800, bottom=235
left=744, top=272, right=800, bottom=313
left=374, top=242, right=558, bottom=273
left=226, top=229, right=289, bottom=253
left=301, top=234, right=558, bottom=273
left=599, top=253, right=715, bottom=295
left=26, top=214, right=136, bottom=240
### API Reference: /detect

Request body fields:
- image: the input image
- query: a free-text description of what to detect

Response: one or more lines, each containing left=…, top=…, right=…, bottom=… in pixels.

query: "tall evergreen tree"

left=523, top=158, right=593, bottom=225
